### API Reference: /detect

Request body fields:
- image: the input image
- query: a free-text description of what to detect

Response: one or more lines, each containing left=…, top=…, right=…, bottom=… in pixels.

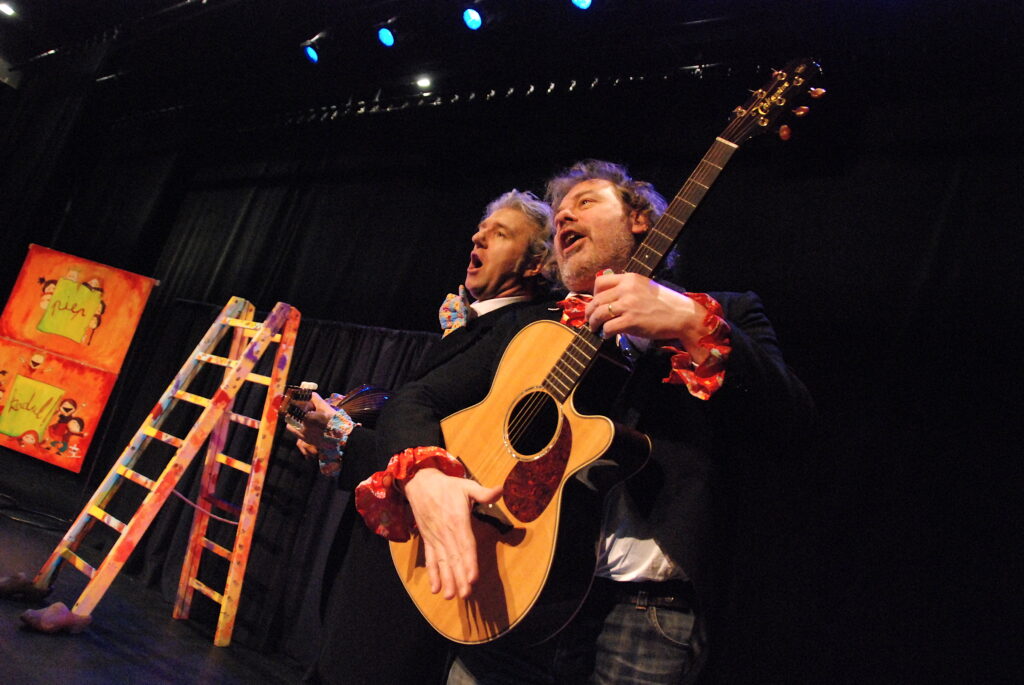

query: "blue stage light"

left=378, top=27, right=396, bottom=47
left=463, top=8, right=483, bottom=30
left=300, top=31, right=328, bottom=64
left=571, top=0, right=592, bottom=9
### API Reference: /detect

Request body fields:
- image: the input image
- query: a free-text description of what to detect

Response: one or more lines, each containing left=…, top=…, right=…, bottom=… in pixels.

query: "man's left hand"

left=284, top=392, right=344, bottom=451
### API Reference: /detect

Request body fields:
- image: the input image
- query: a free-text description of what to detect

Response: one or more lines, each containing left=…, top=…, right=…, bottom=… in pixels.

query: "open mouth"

left=467, top=251, right=483, bottom=271
left=559, top=230, right=584, bottom=254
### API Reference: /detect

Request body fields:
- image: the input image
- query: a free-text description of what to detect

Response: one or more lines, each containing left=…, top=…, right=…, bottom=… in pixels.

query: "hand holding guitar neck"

left=278, top=383, right=391, bottom=474
left=283, top=388, right=351, bottom=453
left=277, top=381, right=321, bottom=459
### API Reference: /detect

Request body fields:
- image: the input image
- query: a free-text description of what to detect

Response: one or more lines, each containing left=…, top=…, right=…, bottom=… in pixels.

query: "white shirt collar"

left=470, top=294, right=530, bottom=318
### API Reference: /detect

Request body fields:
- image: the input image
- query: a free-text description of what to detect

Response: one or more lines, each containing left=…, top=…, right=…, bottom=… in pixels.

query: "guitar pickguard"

left=504, top=417, right=572, bottom=523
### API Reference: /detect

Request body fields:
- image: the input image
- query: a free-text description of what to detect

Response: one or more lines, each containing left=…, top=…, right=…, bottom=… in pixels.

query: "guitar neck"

left=626, top=137, right=739, bottom=278
left=543, top=327, right=602, bottom=403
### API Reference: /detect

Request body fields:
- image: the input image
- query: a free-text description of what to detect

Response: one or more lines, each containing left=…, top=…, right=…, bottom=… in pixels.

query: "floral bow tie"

left=439, top=285, right=475, bottom=337
left=556, top=293, right=593, bottom=328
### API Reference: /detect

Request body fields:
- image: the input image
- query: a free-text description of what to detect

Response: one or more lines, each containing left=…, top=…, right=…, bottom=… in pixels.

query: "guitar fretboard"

left=627, top=137, right=738, bottom=277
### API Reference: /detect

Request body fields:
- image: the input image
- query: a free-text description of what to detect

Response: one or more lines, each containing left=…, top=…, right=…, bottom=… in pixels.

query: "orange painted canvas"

left=0, top=244, right=158, bottom=374
left=0, top=339, right=118, bottom=472
left=0, top=245, right=156, bottom=471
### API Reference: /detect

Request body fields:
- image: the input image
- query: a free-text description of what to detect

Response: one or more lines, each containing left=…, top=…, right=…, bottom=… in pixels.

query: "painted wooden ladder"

left=32, top=296, right=301, bottom=646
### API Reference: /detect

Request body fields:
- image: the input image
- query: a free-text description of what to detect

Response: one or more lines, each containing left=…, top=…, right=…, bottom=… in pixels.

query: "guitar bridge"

left=472, top=502, right=514, bottom=534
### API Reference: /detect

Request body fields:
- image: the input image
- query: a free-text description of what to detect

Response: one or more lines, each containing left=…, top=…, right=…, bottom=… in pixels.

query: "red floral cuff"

left=661, top=292, right=731, bottom=400
left=354, top=446, right=466, bottom=541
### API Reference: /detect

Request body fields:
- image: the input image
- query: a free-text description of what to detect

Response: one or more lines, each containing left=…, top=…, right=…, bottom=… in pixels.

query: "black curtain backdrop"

left=0, top=5, right=1019, bottom=681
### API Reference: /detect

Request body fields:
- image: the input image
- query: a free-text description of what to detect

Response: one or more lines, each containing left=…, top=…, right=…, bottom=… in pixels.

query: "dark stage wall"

left=0, top=3, right=1019, bottom=682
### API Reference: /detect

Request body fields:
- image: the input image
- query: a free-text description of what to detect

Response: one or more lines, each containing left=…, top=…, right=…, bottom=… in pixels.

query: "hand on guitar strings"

left=586, top=271, right=713, bottom=364
left=402, top=467, right=503, bottom=600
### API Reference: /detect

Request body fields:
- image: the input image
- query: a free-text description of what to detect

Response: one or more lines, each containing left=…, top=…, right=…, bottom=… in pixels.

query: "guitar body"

left=390, top=320, right=648, bottom=644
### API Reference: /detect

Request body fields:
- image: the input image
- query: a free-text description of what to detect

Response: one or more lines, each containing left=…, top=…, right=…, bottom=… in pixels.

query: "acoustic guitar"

left=391, top=58, right=824, bottom=645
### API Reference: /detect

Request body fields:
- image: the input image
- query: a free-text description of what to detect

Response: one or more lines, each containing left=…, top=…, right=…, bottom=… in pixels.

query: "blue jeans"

left=448, top=588, right=703, bottom=684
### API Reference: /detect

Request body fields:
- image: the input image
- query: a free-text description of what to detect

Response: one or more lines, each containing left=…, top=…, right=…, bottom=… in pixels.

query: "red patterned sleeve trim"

left=660, top=292, right=732, bottom=400
left=354, top=446, right=466, bottom=541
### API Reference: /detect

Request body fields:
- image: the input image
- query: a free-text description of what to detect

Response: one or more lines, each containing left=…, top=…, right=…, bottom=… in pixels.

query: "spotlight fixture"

left=461, top=2, right=502, bottom=31
left=376, top=17, right=398, bottom=47
left=0, top=4, right=15, bottom=18
left=570, top=0, right=593, bottom=9
left=300, top=30, right=329, bottom=64
left=462, top=8, right=483, bottom=31
left=416, top=76, right=432, bottom=89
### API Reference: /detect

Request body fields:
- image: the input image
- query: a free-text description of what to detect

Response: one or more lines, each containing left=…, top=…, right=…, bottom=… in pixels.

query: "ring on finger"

left=607, top=303, right=617, bottom=318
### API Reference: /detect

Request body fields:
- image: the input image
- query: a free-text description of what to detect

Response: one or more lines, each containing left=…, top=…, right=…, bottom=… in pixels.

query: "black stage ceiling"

left=2, top=0, right=1008, bottom=125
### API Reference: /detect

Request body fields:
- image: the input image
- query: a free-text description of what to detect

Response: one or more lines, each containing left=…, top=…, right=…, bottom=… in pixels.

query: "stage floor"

left=0, top=512, right=303, bottom=684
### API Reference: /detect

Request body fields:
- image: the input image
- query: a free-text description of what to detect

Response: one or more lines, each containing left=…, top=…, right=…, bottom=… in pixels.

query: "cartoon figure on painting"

left=18, top=430, right=41, bottom=449
left=38, top=278, right=57, bottom=311
left=46, top=398, right=80, bottom=452
left=82, top=299, right=106, bottom=345
left=20, top=352, right=50, bottom=376
left=81, top=278, right=106, bottom=344
left=62, top=417, right=86, bottom=456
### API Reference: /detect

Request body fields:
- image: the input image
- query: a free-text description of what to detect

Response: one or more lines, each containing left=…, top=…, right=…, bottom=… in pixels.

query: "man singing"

left=291, top=189, right=555, bottom=685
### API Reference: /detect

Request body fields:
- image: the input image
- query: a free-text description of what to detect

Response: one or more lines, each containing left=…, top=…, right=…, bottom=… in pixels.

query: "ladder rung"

left=195, top=352, right=239, bottom=368
left=142, top=425, right=183, bottom=448
left=228, top=412, right=260, bottom=430
left=201, top=538, right=232, bottom=560
left=244, top=330, right=284, bottom=344
left=116, top=465, right=156, bottom=491
left=216, top=453, right=252, bottom=474
left=224, top=317, right=261, bottom=330
left=190, top=578, right=224, bottom=605
left=59, top=548, right=96, bottom=579
left=174, top=390, right=210, bottom=408
left=174, top=394, right=259, bottom=429
left=207, top=496, right=241, bottom=517
left=223, top=316, right=283, bottom=344
left=87, top=505, right=126, bottom=533
left=245, top=372, right=271, bottom=386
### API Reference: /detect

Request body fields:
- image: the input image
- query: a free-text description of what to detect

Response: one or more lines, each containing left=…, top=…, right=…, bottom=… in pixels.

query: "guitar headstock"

left=722, top=59, right=824, bottom=145
left=276, top=381, right=318, bottom=428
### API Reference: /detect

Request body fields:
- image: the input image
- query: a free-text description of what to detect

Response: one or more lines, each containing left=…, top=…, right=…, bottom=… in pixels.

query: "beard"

left=557, top=227, right=638, bottom=293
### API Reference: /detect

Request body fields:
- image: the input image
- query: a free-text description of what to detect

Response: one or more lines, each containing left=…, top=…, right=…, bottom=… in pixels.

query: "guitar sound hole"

left=508, top=391, right=558, bottom=457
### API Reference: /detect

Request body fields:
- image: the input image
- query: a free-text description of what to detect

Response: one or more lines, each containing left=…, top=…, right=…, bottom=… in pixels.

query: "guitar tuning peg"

left=809, top=87, right=826, bottom=99
left=792, top=106, right=810, bottom=117
left=778, top=125, right=792, bottom=141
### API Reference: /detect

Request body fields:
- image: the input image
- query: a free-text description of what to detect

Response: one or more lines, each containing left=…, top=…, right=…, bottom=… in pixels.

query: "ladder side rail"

left=213, top=305, right=300, bottom=645
left=174, top=302, right=255, bottom=620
